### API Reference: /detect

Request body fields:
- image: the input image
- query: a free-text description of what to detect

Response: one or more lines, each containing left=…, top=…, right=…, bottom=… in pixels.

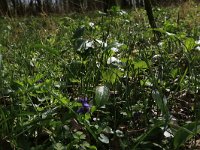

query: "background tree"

left=103, top=0, right=118, bottom=12
left=0, top=0, right=10, bottom=16
left=144, top=0, right=160, bottom=40
left=62, top=0, right=69, bottom=13
left=36, top=0, right=43, bottom=13
left=0, top=0, right=190, bottom=16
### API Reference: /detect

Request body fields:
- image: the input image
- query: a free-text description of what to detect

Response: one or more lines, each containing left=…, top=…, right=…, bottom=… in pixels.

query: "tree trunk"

left=63, top=0, right=69, bottom=13
left=11, top=0, right=16, bottom=15
left=0, top=0, right=10, bottom=16
left=103, top=0, right=117, bottom=12
left=144, top=0, right=160, bottom=40
left=44, top=0, right=53, bottom=13
left=36, top=0, right=43, bottom=13
left=17, top=0, right=25, bottom=16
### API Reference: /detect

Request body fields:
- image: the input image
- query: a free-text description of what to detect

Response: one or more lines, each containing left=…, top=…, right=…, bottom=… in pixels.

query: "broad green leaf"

left=73, top=131, right=86, bottom=140
left=102, top=68, right=123, bottom=84
left=133, top=60, right=148, bottom=69
left=184, top=37, right=195, bottom=52
left=84, top=113, right=91, bottom=120
left=60, top=97, right=70, bottom=105
left=54, top=143, right=64, bottom=150
left=174, top=122, right=200, bottom=149
left=90, top=106, right=96, bottom=113
left=35, top=73, right=44, bottom=82
left=102, top=69, right=116, bottom=84
left=133, top=122, right=164, bottom=149
left=170, top=68, right=178, bottom=78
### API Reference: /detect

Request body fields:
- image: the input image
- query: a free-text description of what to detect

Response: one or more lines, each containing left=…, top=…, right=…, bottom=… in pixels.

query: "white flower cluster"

left=195, top=39, right=200, bottom=51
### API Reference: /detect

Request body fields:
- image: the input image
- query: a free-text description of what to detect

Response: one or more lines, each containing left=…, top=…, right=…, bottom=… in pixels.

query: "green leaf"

left=84, top=113, right=91, bottom=120
left=73, top=131, right=86, bottom=140
left=179, top=67, right=188, bottom=90
left=174, top=122, right=200, bottom=149
left=184, top=37, right=195, bottom=52
left=102, top=69, right=115, bottom=84
left=11, top=80, right=24, bottom=91
left=152, top=90, right=169, bottom=117
left=53, top=143, right=64, bottom=150
left=133, top=60, right=148, bottom=69
left=133, top=122, right=164, bottom=149
left=170, top=68, right=178, bottom=78
left=87, top=146, right=97, bottom=150
left=102, top=68, right=123, bottom=84
left=90, top=106, right=97, bottom=113
left=60, top=97, right=70, bottom=105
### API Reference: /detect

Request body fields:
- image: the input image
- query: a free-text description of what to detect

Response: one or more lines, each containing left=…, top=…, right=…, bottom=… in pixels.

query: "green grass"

left=0, top=2, right=200, bottom=149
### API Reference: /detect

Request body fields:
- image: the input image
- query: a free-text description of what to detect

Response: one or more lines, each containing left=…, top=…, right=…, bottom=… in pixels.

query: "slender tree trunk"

left=0, top=0, right=10, bottom=16
left=103, top=0, right=117, bottom=12
left=63, top=0, right=69, bottom=13
left=11, top=0, right=16, bottom=15
left=45, top=0, right=52, bottom=13
left=36, top=0, right=43, bottom=13
left=144, top=0, right=160, bottom=40
left=18, top=0, right=25, bottom=16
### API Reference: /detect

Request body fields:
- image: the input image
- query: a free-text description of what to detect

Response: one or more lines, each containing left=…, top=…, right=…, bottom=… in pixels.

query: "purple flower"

left=77, top=97, right=91, bottom=114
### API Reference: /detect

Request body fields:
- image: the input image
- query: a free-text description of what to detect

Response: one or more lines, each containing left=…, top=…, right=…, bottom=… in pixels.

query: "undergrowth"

left=0, top=2, right=200, bottom=150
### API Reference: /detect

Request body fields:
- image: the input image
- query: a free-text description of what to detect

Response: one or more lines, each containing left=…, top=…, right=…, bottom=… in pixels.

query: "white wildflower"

left=96, top=62, right=100, bottom=68
left=152, top=54, right=161, bottom=64
left=95, top=85, right=110, bottom=107
left=107, top=57, right=120, bottom=65
left=166, top=32, right=175, bottom=36
left=164, top=129, right=174, bottom=138
left=196, top=39, right=200, bottom=44
left=85, top=40, right=94, bottom=49
left=96, top=39, right=107, bottom=47
left=89, top=22, right=94, bottom=27
left=195, top=39, right=200, bottom=51
left=119, top=10, right=127, bottom=15
left=111, top=47, right=119, bottom=52
left=158, top=42, right=163, bottom=47
left=114, top=42, right=123, bottom=47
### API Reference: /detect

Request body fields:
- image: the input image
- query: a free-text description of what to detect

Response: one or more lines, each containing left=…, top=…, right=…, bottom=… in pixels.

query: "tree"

left=0, top=0, right=10, bottom=16
left=144, top=0, right=160, bottom=40
left=62, top=0, right=69, bottom=13
left=36, top=0, right=43, bottom=13
left=103, top=0, right=118, bottom=12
